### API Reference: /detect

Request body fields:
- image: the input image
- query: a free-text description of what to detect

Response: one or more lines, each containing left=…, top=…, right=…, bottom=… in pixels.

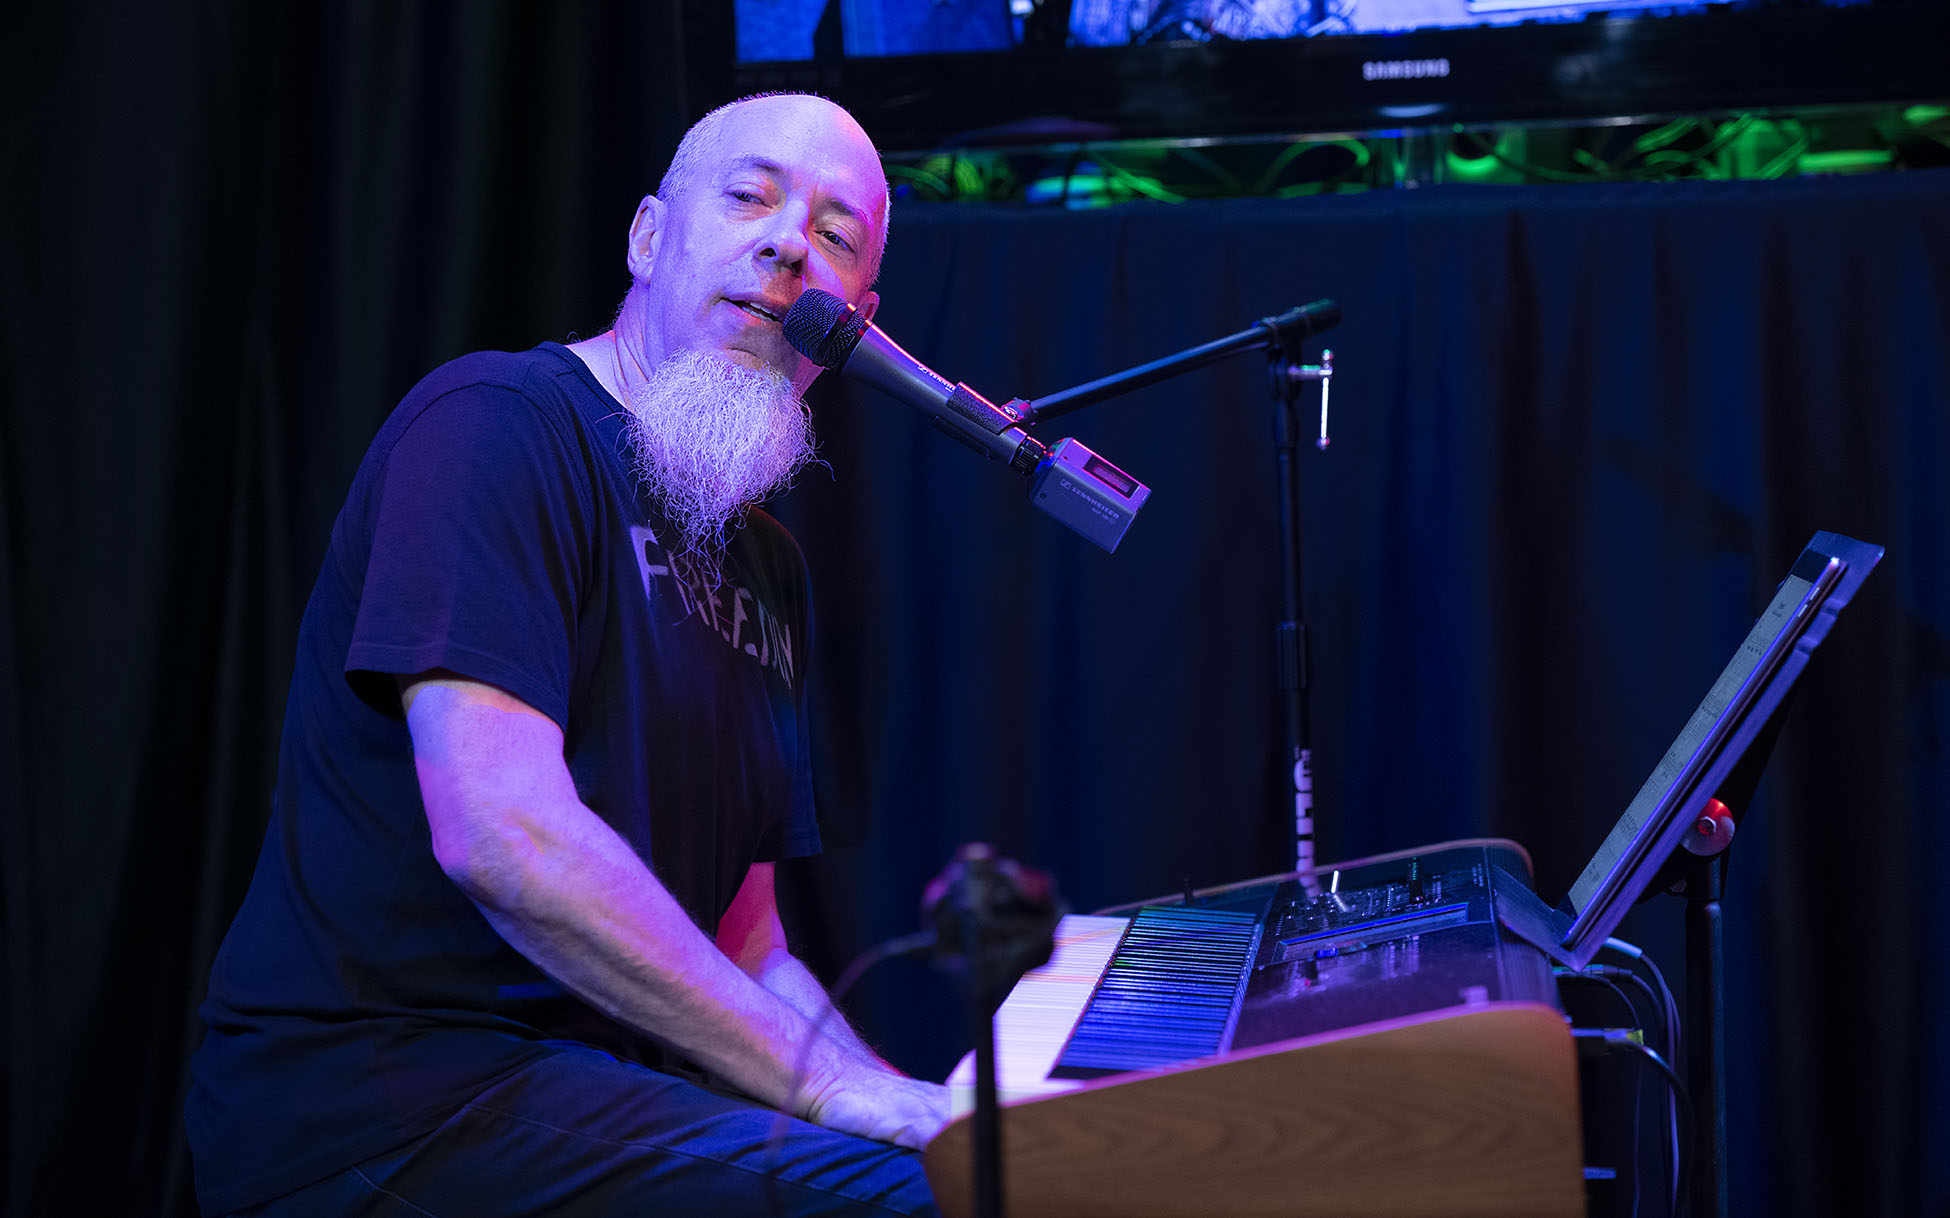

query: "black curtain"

left=772, top=178, right=1950, bottom=1218
left=5, top=6, right=1948, bottom=1217
left=1, top=4, right=703, bottom=1214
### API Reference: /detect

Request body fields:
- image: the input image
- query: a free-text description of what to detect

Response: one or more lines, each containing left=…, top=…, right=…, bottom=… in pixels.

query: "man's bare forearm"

left=452, top=794, right=844, bottom=1108
left=455, top=805, right=944, bottom=1146
left=402, top=676, right=947, bottom=1146
left=745, top=949, right=902, bottom=1073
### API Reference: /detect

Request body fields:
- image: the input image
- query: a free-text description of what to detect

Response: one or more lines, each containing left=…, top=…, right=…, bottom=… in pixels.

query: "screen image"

left=1067, top=0, right=1717, bottom=44
left=735, top=0, right=1864, bottom=63
left=735, top=0, right=1021, bottom=64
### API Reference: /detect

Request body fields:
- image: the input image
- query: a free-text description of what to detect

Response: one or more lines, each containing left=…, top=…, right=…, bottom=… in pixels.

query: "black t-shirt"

left=185, top=343, right=821, bottom=1215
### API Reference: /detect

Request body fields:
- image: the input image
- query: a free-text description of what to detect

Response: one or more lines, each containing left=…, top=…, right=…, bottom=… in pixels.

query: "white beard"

left=623, top=349, right=816, bottom=575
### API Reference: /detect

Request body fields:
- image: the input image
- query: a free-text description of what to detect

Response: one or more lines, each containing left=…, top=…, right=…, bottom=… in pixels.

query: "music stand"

left=1495, top=530, right=1883, bottom=1218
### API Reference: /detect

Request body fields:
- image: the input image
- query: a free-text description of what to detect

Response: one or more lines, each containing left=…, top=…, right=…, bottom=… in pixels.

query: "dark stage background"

left=4, top=5, right=1947, bottom=1217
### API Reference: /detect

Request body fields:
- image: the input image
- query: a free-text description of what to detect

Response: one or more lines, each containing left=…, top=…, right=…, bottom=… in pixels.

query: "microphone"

left=784, top=289, right=1041, bottom=470
left=784, top=289, right=1151, bottom=553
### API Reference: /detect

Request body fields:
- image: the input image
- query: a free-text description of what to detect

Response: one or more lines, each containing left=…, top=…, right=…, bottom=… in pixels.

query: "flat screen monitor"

left=725, top=0, right=1950, bottom=151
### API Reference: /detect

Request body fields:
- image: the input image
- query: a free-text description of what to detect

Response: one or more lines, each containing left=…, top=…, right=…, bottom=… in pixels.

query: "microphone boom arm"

left=778, top=290, right=1337, bottom=555
left=1020, top=301, right=1340, bottom=426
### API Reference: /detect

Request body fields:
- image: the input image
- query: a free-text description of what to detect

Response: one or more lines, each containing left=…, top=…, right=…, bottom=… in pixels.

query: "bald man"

left=187, top=94, right=944, bottom=1217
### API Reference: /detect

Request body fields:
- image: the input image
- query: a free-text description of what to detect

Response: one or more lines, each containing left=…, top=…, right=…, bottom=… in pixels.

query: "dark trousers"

left=232, top=1043, right=939, bottom=1217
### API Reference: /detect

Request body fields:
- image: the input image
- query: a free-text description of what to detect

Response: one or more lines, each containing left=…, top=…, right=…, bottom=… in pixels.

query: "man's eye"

left=728, top=189, right=763, bottom=204
left=821, top=230, right=854, bottom=253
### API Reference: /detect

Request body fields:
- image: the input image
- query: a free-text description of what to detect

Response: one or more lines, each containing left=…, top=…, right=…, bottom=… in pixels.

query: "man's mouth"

left=731, top=299, right=782, bottom=324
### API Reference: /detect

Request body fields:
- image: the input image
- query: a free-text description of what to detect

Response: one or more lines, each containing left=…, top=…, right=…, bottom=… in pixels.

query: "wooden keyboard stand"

left=924, top=1000, right=1584, bottom=1218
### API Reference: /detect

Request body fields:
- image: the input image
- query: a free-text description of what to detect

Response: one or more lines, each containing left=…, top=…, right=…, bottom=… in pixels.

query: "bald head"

left=658, top=93, right=891, bottom=285
left=599, top=91, right=890, bottom=395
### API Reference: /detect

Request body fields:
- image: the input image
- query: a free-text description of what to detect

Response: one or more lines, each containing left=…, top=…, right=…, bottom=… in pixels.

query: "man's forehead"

left=721, top=154, right=875, bottom=221
left=706, top=99, right=885, bottom=211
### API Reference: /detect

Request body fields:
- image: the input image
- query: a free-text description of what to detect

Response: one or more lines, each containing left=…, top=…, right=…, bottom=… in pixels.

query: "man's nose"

left=757, top=206, right=810, bottom=274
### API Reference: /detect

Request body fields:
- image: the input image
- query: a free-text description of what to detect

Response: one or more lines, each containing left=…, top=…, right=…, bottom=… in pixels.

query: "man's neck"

left=567, top=331, right=631, bottom=405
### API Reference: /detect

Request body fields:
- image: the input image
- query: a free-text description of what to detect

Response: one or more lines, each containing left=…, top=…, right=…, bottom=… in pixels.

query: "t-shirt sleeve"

left=769, top=663, right=821, bottom=861
left=342, top=383, right=592, bottom=731
left=776, top=730, right=821, bottom=859
left=775, top=532, right=823, bottom=860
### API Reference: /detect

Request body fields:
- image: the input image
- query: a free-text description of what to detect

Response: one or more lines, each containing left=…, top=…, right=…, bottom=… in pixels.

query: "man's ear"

left=855, top=289, right=880, bottom=326
left=626, top=194, right=666, bottom=284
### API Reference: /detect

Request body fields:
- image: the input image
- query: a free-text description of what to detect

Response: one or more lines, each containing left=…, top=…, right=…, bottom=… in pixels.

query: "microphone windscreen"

left=783, top=289, right=869, bottom=368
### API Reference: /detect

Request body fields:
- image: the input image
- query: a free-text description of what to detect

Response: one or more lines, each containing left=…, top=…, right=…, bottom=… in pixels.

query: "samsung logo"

left=1362, top=58, right=1451, bottom=81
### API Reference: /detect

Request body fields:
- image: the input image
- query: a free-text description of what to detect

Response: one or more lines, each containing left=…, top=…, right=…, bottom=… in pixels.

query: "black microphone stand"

left=1020, top=303, right=1339, bottom=874
left=924, top=846, right=1062, bottom=1218
left=1269, top=344, right=1335, bottom=876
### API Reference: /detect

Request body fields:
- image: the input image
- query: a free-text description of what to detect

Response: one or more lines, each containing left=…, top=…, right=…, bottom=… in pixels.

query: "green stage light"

left=1798, top=149, right=1895, bottom=174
